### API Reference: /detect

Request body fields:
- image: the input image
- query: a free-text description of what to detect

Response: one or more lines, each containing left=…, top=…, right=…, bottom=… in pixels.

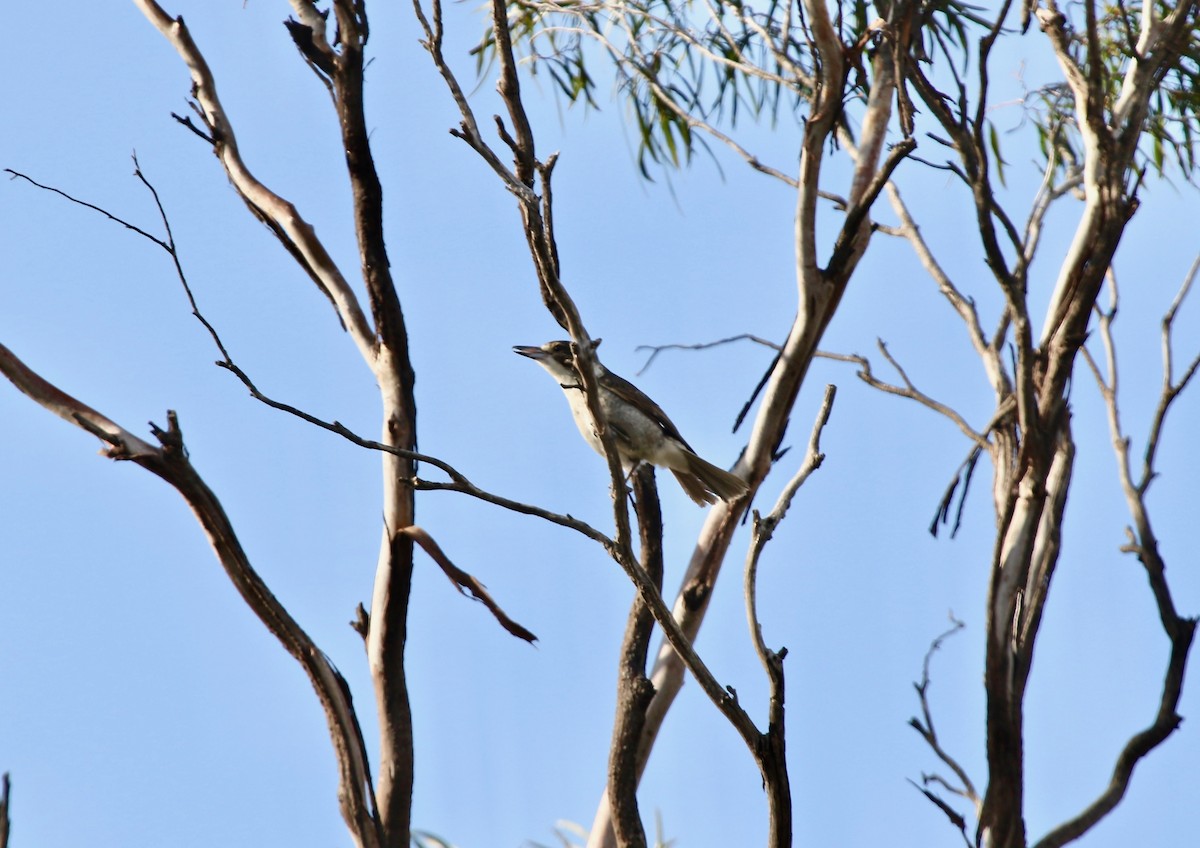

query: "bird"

left=513, top=339, right=749, bottom=506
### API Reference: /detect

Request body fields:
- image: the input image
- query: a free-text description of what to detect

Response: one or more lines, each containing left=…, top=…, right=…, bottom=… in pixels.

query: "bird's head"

left=513, top=338, right=602, bottom=382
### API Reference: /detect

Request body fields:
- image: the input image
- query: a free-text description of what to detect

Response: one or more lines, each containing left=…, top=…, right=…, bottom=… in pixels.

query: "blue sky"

left=2, top=2, right=1198, bottom=847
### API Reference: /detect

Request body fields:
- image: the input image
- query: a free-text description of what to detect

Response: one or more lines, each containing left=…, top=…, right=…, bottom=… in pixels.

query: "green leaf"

left=988, top=120, right=1007, bottom=188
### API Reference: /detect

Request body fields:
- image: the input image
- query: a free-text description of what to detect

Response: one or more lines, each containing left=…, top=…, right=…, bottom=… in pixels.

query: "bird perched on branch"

left=514, top=339, right=748, bottom=506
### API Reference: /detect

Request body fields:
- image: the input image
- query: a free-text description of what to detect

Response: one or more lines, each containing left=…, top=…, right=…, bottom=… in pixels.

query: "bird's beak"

left=513, top=345, right=546, bottom=360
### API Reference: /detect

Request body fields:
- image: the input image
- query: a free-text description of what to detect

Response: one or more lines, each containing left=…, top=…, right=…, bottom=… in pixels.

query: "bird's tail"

left=672, top=453, right=748, bottom=506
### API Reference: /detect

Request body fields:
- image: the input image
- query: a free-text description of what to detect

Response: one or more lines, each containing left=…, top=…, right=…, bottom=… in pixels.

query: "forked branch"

left=908, top=616, right=980, bottom=827
left=6, top=159, right=620, bottom=610
left=824, top=342, right=992, bottom=449
left=0, top=344, right=383, bottom=848
left=132, top=0, right=378, bottom=364
left=736, top=385, right=836, bottom=847
left=1040, top=260, right=1200, bottom=848
left=415, top=0, right=771, bottom=774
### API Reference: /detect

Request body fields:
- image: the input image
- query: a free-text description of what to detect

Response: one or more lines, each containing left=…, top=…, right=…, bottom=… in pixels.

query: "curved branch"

left=399, top=526, right=537, bottom=642
left=824, top=344, right=991, bottom=449
left=1033, top=256, right=1200, bottom=848
left=741, top=385, right=836, bottom=847
left=909, top=617, right=980, bottom=813
left=0, top=344, right=383, bottom=848
left=132, top=0, right=378, bottom=364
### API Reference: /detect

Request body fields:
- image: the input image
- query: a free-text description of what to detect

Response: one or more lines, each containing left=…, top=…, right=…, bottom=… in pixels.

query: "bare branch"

left=745, top=385, right=835, bottom=667
left=733, top=385, right=835, bottom=848
left=1033, top=617, right=1195, bottom=848
left=908, top=778, right=973, bottom=848
left=0, top=161, right=595, bottom=557
left=825, top=138, right=917, bottom=277
left=5, top=168, right=168, bottom=248
left=8, top=159, right=244, bottom=372
left=132, top=0, right=378, bottom=363
left=0, top=347, right=383, bottom=848
left=880, top=181, right=999, bottom=385
left=1022, top=158, right=1084, bottom=269
left=1041, top=257, right=1200, bottom=848
left=634, top=334, right=781, bottom=375
left=909, top=616, right=980, bottom=811
left=489, top=0, right=538, bottom=185
left=0, top=342, right=159, bottom=458
left=823, top=343, right=990, bottom=449
left=209, top=348, right=626, bottom=588
left=398, top=526, right=537, bottom=643
left=1144, top=254, right=1200, bottom=488
left=413, top=0, right=528, bottom=196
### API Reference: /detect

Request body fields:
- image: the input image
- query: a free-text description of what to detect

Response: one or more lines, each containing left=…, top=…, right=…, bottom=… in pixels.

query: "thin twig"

left=1143, top=253, right=1200, bottom=489
left=635, top=334, right=782, bottom=375
left=744, top=384, right=836, bottom=670
left=909, top=615, right=979, bottom=808
left=134, top=0, right=379, bottom=364
left=823, top=343, right=990, bottom=448
left=5, top=168, right=168, bottom=248
left=1043, top=255, right=1200, bottom=848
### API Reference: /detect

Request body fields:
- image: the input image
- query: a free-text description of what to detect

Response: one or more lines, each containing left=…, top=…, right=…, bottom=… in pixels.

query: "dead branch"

left=15, top=145, right=583, bottom=656
left=0, top=345, right=383, bottom=848
left=634, top=334, right=781, bottom=376
left=5, top=159, right=617, bottom=566
left=4, top=168, right=168, bottom=247
left=739, top=385, right=837, bottom=848
left=908, top=778, right=973, bottom=848
left=929, top=446, right=983, bottom=539
left=132, top=0, right=378, bottom=365
left=398, top=526, right=537, bottom=643
left=1144, top=254, right=1200, bottom=490
left=881, top=181, right=995, bottom=370
left=909, top=616, right=979, bottom=812
left=1037, top=259, right=1199, bottom=847
left=413, top=0, right=525, bottom=196
left=822, top=343, right=990, bottom=449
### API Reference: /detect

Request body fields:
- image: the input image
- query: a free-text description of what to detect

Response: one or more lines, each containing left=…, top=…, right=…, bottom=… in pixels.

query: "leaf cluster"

left=477, top=0, right=1200, bottom=188
left=477, top=0, right=825, bottom=175
left=1028, top=1, right=1200, bottom=182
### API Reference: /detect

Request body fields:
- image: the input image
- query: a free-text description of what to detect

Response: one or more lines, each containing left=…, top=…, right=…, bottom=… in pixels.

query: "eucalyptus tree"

left=2, top=2, right=1198, bottom=848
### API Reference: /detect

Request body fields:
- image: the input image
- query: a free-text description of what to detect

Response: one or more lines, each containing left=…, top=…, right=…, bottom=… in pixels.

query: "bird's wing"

left=599, top=368, right=696, bottom=451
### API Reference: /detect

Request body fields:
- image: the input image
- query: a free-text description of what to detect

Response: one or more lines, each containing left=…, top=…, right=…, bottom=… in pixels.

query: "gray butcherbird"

left=514, top=339, right=749, bottom=506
